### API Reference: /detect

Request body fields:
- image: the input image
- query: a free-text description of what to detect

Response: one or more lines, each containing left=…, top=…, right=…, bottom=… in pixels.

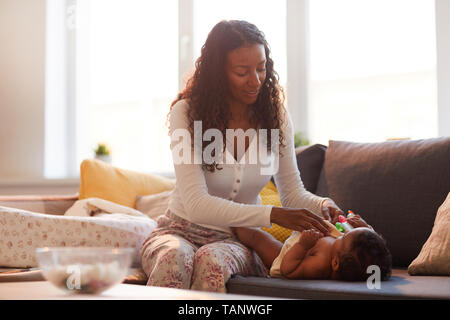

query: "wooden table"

left=0, top=280, right=274, bottom=300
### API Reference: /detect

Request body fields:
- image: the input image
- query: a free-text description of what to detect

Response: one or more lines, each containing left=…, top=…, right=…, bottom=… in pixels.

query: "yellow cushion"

left=79, top=159, right=175, bottom=208
left=259, top=180, right=293, bottom=242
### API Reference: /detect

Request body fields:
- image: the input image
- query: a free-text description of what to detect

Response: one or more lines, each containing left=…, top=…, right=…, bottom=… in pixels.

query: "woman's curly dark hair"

left=168, top=20, right=287, bottom=172
left=337, top=230, right=392, bottom=282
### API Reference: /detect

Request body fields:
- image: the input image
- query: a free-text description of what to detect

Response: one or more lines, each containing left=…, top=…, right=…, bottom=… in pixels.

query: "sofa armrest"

left=0, top=194, right=78, bottom=215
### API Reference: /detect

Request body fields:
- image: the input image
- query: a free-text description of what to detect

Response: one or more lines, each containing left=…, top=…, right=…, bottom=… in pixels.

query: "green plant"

left=94, top=143, right=110, bottom=156
left=294, top=131, right=310, bottom=148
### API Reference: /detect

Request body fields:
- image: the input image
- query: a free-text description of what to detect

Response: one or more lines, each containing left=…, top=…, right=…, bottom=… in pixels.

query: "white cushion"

left=64, top=197, right=148, bottom=218
left=135, top=190, right=172, bottom=219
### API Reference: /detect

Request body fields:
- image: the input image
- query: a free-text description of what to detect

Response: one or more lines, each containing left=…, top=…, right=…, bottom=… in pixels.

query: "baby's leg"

left=233, top=227, right=283, bottom=269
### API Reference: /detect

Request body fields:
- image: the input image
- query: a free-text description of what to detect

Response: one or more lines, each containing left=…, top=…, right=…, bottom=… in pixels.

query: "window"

left=44, top=0, right=440, bottom=179
left=308, top=0, right=438, bottom=144
left=74, top=0, right=178, bottom=176
left=54, top=0, right=287, bottom=178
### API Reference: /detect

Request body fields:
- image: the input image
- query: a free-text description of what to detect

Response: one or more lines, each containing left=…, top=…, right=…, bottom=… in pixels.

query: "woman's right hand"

left=270, top=207, right=331, bottom=235
left=347, top=214, right=372, bottom=229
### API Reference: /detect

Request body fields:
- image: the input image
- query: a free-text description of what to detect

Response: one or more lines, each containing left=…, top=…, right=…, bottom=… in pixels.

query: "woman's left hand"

left=321, top=198, right=344, bottom=224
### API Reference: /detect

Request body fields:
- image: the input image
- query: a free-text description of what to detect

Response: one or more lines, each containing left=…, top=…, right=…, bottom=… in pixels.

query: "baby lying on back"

left=233, top=214, right=392, bottom=281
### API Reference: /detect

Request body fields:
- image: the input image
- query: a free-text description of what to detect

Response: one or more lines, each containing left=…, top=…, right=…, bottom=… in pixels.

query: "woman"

left=139, top=20, right=344, bottom=292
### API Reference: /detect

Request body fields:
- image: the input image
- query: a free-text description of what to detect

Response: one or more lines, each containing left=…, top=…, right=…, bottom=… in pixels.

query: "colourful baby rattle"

left=335, top=222, right=345, bottom=233
left=335, top=210, right=356, bottom=233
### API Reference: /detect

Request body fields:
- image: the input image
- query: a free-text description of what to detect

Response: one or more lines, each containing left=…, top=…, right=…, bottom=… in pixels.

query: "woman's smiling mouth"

left=244, top=90, right=259, bottom=97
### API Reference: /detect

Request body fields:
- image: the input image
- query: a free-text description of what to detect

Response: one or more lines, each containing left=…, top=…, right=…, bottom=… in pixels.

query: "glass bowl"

left=35, top=247, right=134, bottom=294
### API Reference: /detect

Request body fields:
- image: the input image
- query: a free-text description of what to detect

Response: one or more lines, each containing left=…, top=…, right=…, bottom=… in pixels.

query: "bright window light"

left=77, top=0, right=178, bottom=174
left=308, top=0, right=438, bottom=144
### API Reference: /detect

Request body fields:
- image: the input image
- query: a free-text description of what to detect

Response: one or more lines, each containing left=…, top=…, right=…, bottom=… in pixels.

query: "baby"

left=233, top=214, right=392, bottom=281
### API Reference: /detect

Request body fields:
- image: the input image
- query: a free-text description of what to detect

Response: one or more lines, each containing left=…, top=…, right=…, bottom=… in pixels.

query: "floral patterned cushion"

left=0, top=206, right=156, bottom=268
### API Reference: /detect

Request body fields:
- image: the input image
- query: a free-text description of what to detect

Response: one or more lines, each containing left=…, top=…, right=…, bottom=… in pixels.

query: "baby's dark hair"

left=337, top=230, right=392, bottom=282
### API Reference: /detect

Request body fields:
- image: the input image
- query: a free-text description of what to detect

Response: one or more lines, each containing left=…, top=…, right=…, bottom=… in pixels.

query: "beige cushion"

left=135, top=190, right=172, bottom=220
left=65, top=198, right=148, bottom=218
left=0, top=206, right=156, bottom=268
left=408, top=192, right=450, bottom=276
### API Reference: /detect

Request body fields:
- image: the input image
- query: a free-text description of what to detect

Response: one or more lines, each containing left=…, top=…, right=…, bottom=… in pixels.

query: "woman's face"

left=225, top=43, right=267, bottom=108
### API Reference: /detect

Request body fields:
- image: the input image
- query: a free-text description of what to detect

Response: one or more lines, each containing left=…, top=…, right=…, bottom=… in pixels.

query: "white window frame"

left=286, top=0, right=309, bottom=135
left=178, top=0, right=194, bottom=92
left=45, top=0, right=78, bottom=179
left=436, top=0, right=450, bottom=136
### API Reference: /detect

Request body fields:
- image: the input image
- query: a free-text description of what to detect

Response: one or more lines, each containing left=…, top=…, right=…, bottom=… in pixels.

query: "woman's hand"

left=270, top=207, right=331, bottom=235
left=298, top=229, right=324, bottom=250
left=321, top=198, right=344, bottom=224
left=347, top=214, right=371, bottom=229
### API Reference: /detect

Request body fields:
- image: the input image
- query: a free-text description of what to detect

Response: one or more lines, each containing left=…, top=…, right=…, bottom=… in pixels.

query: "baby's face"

left=332, top=227, right=375, bottom=256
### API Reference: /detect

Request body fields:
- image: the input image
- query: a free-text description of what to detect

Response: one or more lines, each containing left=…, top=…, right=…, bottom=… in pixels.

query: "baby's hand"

left=298, top=229, right=324, bottom=249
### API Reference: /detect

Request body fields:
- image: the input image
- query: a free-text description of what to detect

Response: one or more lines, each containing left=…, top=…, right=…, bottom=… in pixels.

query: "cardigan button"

left=236, top=179, right=240, bottom=183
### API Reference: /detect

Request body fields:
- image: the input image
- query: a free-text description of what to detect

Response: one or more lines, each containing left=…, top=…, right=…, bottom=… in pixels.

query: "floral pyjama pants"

left=139, top=210, right=268, bottom=293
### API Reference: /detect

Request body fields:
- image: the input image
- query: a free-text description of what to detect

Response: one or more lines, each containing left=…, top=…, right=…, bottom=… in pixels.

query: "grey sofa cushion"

left=227, top=269, right=450, bottom=299
left=295, top=144, right=327, bottom=193
left=315, top=137, right=450, bottom=268
left=272, top=144, right=327, bottom=193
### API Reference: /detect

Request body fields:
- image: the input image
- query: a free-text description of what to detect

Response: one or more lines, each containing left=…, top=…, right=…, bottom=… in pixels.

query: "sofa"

left=227, top=138, right=450, bottom=299
left=1, top=137, right=449, bottom=299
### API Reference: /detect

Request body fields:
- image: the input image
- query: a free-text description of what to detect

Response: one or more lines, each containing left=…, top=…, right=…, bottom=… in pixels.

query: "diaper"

left=269, top=231, right=302, bottom=278
left=269, top=221, right=343, bottom=278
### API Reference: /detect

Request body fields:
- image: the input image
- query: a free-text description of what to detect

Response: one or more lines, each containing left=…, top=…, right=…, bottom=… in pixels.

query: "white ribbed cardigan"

left=167, top=99, right=328, bottom=233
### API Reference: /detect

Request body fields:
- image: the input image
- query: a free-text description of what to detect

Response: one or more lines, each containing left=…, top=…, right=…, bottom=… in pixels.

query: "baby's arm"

left=232, top=227, right=283, bottom=269
left=280, top=230, right=329, bottom=279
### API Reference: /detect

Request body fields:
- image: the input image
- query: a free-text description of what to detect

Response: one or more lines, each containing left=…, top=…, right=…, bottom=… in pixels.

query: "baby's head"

left=331, top=228, right=392, bottom=281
